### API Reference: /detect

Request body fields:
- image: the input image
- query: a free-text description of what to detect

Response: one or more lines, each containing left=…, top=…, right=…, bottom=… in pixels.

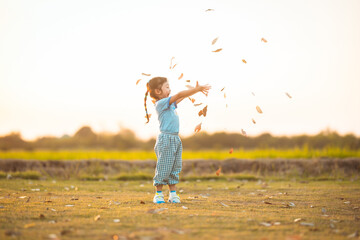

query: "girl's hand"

left=196, top=81, right=211, bottom=96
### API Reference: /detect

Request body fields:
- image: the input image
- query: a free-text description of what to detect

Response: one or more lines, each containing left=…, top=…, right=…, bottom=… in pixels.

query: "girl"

left=144, top=77, right=211, bottom=203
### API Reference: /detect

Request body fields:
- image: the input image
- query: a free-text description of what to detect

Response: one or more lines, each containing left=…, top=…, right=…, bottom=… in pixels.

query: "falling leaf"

left=170, top=57, right=175, bottom=69
left=172, top=64, right=177, bottom=69
left=140, top=201, right=145, bottom=204
left=261, top=38, right=268, bottom=43
left=194, top=123, right=202, bottom=133
left=142, top=73, right=151, bottom=76
left=186, top=80, right=191, bottom=83
left=241, top=129, right=247, bottom=136
left=252, top=118, right=256, bottom=124
left=242, top=59, right=247, bottom=64
left=194, top=103, right=203, bottom=107
left=256, top=106, right=263, bottom=114
left=136, top=79, right=141, bottom=85
left=205, top=9, right=214, bottom=12
left=224, top=93, right=226, bottom=98
left=285, top=92, right=292, bottom=98
left=152, top=99, right=156, bottom=104
left=178, top=73, right=183, bottom=80
left=203, top=105, right=208, bottom=117
left=94, top=215, right=101, bottom=221
left=198, top=109, right=203, bottom=117
left=229, top=148, right=233, bottom=154
left=221, top=87, right=225, bottom=91
left=212, top=48, right=222, bottom=52
left=212, top=37, right=219, bottom=45
left=216, top=167, right=222, bottom=176
left=191, top=98, right=195, bottom=103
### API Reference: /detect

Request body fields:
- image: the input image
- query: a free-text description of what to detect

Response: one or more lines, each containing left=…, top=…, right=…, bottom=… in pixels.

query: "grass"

left=0, top=178, right=359, bottom=240
left=0, top=147, right=359, bottom=161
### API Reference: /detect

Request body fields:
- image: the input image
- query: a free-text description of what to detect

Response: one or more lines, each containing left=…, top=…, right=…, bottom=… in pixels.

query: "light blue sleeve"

left=156, top=97, right=171, bottom=113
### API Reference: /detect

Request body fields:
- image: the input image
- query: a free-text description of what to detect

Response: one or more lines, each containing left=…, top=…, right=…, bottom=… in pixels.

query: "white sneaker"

left=153, top=192, right=165, bottom=204
left=168, top=193, right=181, bottom=203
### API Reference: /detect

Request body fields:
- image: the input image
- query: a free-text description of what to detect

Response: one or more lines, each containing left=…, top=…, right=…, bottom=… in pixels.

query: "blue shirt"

left=155, top=97, right=179, bottom=134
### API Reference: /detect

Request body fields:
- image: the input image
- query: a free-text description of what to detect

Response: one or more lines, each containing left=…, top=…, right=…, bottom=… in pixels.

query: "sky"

left=1, top=0, right=360, bottom=140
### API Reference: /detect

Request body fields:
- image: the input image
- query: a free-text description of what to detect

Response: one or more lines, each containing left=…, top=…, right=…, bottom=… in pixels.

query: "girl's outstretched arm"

left=169, top=81, right=211, bottom=106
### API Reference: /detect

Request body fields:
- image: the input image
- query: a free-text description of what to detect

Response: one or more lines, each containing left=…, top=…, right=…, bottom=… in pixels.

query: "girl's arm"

left=169, top=82, right=211, bottom=106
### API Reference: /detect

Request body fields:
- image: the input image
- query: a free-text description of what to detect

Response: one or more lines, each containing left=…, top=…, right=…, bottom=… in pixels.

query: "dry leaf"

left=194, top=123, right=202, bottom=133
left=170, top=57, right=175, bottom=69
left=113, top=234, right=119, bottom=240
left=224, top=93, right=226, bottom=98
left=203, top=105, right=208, bottom=117
left=178, top=73, right=183, bottom=80
left=256, top=106, right=263, bottom=114
left=191, top=98, right=195, bottom=103
left=220, top=202, right=229, bottom=207
left=182, top=206, right=188, bottom=210
left=142, top=73, right=151, bottom=76
left=39, top=214, right=45, bottom=219
left=24, top=223, right=36, bottom=228
left=294, top=218, right=302, bottom=223
left=136, top=79, right=141, bottom=85
left=172, top=64, right=177, bottom=69
left=140, top=201, right=145, bottom=204
left=252, top=118, right=256, bottom=124
left=212, top=48, right=222, bottom=52
left=194, top=103, right=203, bottom=107
left=242, top=59, right=247, bottom=64
left=229, top=148, right=233, bottom=154
left=285, top=92, right=292, bottom=98
left=264, top=201, right=272, bottom=205
left=260, top=222, right=272, bottom=227
left=94, top=215, right=101, bottom=221
left=221, top=87, right=225, bottom=91
left=241, top=129, right=247, bottom=136
left=216, top=167, right=222, bottom=176
left=198, top=109, right=203, bottom=117
left=212, top=37, right=219, bottom=45
left=205, top=9, right=214, bottom=12
left=186, top=80, right=190, bottom=83
left=261, top=38, right=268, bottom=43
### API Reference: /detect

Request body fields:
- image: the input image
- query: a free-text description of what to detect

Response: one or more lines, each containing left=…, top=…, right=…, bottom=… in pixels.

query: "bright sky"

left=1, top=0, right=360, bottom=140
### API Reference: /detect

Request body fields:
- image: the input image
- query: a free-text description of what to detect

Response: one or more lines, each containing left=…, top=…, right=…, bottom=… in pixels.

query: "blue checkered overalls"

left=153, top=97, right=182, bottom=186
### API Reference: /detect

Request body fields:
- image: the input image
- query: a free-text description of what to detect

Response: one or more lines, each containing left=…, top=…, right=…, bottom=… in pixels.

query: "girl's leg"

left=168, top=184, right=176, bottom=191
left=156, top=185, right=163, bottom=192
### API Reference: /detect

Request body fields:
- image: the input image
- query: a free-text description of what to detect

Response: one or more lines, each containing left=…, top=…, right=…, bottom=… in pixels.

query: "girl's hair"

left=144, top=77, right=168, bottom=123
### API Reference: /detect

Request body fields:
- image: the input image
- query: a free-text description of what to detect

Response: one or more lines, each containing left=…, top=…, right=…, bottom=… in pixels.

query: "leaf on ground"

left=216, top=167, right=222, bottom=176
left=65, top=205, right=74, bottom=207
left=182, top=206, right=188, bottom=210
left=142, top=73, right=151, bottom=76
left=288, top=202, right=296, bottom=207
left=39, top=214, right=45, bottom=219
left=212, top=48, right=222, bottom=52
left=212, top=37, right=219, bottom=45
left=252, top=118, right=256, bottom=124
left=242, top=59, right=247, bottom=64
left=241, top=129, right=247, bottom=136
left=140, top=201, right=145, bottom=204
left=300, top=222, right=314, bottom=227
left=260, top=222, right=272, bottom=227
left=285, top=92, right=292, bottom=98
left=19, top=196, right=27, bottom=199
left=178, top=73, right=183, bottom=80
left=147, top=208, right=168, bottom=214
left=344, top=201, right=350, bottom=204
left=294, top=218, right=302, bottom=222
left=256, top=106, right=263, bottom=114
left=24, top=223, right=36, bottom=228
left=113, top=219, right=120, bottom=223
left=220, top=202, right=229, bottom=207
left=194, top=123, right=202, bottom=133
left=94, top=215, right=101, bottom=221
left=136, top=79, right=141, bottom=85
left=264, top=201, right=272, bottom=205
left=261, top=38, right=268, bottom=43
left=347, top=231, right=359, bottom=238
left=113, top=234, right=119, bottom=240
left=229, top=148, right=233, bottom=154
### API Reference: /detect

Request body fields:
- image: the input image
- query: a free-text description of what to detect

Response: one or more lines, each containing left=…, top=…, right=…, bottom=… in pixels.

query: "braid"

left=144, top=84, right=150, bottom=124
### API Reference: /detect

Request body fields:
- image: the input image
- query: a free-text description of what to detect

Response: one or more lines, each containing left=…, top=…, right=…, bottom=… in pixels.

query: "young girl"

left=144, top=77, right=211, bottom=203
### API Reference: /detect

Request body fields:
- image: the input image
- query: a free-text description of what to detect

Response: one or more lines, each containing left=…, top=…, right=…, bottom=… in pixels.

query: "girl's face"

left=157, top=81, right=171, bottom=99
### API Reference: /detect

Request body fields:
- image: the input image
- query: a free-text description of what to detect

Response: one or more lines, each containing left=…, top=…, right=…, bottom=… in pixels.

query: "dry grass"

left=0, top=179, right=359, bottom=240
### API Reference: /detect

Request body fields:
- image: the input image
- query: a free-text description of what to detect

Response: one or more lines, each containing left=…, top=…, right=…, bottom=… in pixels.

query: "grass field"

left=1, top=147, right=359, bottom=161
left=0, top=178, right=359, bottom=240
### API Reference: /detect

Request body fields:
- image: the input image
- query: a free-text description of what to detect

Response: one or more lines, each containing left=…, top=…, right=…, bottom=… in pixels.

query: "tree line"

left=0, top=126, right=359, bottom=151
